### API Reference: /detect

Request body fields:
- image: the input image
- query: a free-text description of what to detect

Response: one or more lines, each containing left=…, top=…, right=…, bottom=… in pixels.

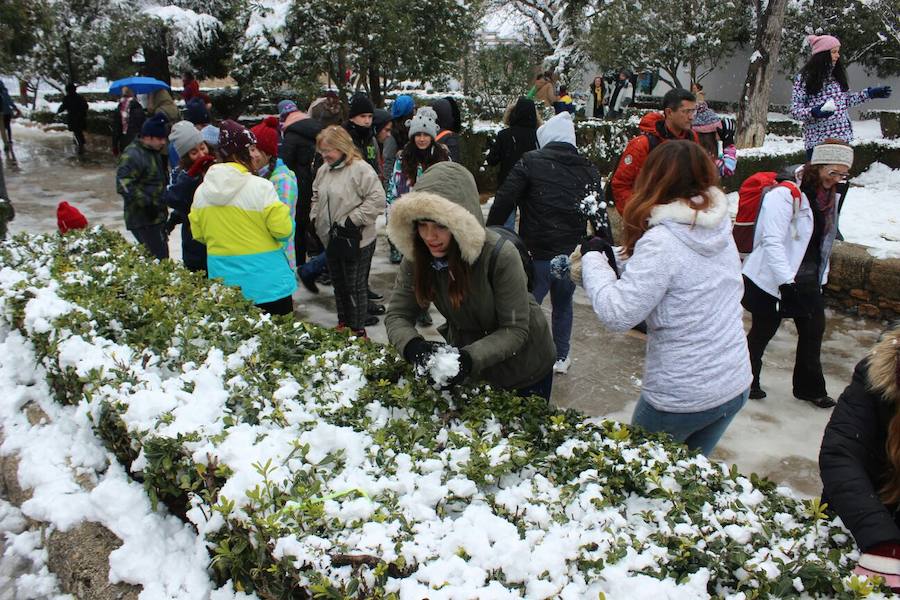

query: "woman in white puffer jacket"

left=577, top=140, right=751, bottom=455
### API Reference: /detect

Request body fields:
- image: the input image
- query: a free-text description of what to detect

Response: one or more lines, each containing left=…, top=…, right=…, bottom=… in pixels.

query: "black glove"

left=810, top=104, right=834, bottom=119
left=867, top=86, right=892, bottom=99
left=718, top=117, right=736, bottom=147
left=778, top=283, right=811, bottom=319
left=445, top=349, right=473, bottom=388
left=403, top=337, right=442, bottom=370
left=580, top=236, right=619, bottom=276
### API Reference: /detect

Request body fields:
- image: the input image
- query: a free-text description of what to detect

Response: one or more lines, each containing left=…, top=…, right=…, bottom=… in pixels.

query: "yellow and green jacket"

left=189, top=162, right=296, bottom=304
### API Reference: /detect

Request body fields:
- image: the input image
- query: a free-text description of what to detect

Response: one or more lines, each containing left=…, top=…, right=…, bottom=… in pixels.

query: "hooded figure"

left=429, top=98, right=461, bottom=162
left=485, top=97, right=540, bottom=188
left=386, top=162, right=556, bottom=396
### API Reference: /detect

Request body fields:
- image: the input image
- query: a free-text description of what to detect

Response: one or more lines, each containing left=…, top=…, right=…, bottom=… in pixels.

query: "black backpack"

left=487, top=226, right=534, bottom=292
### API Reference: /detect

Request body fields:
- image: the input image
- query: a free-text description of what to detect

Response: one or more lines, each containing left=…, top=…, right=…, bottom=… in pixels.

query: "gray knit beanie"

left=810, top=143, right=854, bottom=168
left=169, top=121, right=203, bottom=158
left=407, top=107, right=439, bottom=139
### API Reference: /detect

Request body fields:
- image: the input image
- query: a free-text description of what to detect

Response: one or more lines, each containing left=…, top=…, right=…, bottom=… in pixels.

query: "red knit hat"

left=57, top=201, right=88, bottom=234
left=250, top=116, right=280, bottom=158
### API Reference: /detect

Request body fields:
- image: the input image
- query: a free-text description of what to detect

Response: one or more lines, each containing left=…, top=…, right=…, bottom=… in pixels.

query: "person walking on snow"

left=485, top=97, right=541, bottom=190
left=115, top=114, right=170, bottom=260
left=574, top=140, right=750, bottom=456
left=742, top=141, right=854, bottom=409
left=189, top=120, right=297, bottom=316
left=0, top=80, right=21, bottom=159
left=386, top=162, right=556, bottom=400
left=58, top=83, right=89, bottom=155
left=487, top=111, right=603, bottom=375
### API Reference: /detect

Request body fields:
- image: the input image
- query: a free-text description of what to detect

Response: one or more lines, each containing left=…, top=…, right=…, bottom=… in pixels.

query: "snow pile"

left=841, top=162, right=900, bottom=258
left=0, top=228, right=884, bottom=598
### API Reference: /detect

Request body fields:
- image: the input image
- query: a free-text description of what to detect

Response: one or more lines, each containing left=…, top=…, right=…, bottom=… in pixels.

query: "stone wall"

left=825, top=242, right=900, bottom=320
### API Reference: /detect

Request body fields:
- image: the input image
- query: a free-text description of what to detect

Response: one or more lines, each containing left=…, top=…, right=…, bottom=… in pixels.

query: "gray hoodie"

left=582, top=188, right=752, bottom=413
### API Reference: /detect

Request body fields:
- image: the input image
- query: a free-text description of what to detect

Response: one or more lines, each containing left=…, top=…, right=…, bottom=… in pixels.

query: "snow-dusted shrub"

left=0, top=228, right=887, bottom=599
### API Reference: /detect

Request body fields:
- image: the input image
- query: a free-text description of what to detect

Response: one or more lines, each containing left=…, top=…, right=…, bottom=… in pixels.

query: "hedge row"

left=0, top=228, right=885, bottom=599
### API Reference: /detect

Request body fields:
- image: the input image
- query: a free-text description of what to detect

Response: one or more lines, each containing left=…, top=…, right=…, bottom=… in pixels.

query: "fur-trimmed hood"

left=869, top=326, right=900, bottom=403
left=647, top=187, right=732, bottom=257
left=386, top=162, right=486, bottom=264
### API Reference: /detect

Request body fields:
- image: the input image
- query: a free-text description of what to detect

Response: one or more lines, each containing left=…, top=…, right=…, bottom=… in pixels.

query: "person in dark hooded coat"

left=280, top=108, right=324, bottom=265
left=430, top=98, right=461, bottom=162
left=485, top=97, right=540, bottom=188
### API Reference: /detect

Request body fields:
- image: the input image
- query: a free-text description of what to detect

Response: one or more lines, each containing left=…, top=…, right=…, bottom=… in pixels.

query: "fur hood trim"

left=647, top=187, right=729, bottom=228
left=386, top=191, right=486, bottom=265
left=868, top=326, right=900, bottom=402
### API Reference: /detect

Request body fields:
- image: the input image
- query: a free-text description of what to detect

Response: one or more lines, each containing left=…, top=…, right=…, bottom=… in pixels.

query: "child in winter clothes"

left=190, top=120, right=296, bottom=315
left=383, top=95, right=415, bottom=179
left=742, top=141, right=853, bottom=408
left=690, top=91, right=737, bottom=178
left=386, top=162, right=556, bottom=400
left=387, top=107, right=450, bottom=255
left=310, top=126, right=386, bottom=337
left=791, top=34, right=892, bottom=156
left=58, top=84, right=89, bottom=155
left=116, top=114, right=170, bottom=260
left=164, top=121, right=213, bottom=273
left=112, top=87, right=145, bottom=156
left=430, top=98, right=462, bottom=162
left=485, top=97, right=541, bottom=189
left=575, top=140, right=750, bottom=455
left=819, top=324, right=900, bottom=591
left=343, top=95, right=379, bottom=173
left=251, top=116, right=299, bottom=274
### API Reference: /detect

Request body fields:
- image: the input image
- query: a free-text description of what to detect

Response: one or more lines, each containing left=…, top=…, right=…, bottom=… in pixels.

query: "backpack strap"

left=435, top=130, right=452, bottom=142
left=487, top=236, right=507, bottom=289
left=777, top=181, right=802, bottom=240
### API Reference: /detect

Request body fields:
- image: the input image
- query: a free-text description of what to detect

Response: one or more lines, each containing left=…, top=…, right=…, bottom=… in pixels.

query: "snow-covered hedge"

left=0, top=229, right=886, bottom=599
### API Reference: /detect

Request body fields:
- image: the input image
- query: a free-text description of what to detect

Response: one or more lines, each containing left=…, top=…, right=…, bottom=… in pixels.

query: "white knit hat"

left=537, top=111, right=576, bottom=148
left=407, top=107, right=439, bottom=139
left=810, top=143, right=854, bottom=168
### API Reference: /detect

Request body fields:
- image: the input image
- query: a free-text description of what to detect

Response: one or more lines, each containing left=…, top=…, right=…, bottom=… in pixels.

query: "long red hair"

left=620, top=140, right=720, bottom=257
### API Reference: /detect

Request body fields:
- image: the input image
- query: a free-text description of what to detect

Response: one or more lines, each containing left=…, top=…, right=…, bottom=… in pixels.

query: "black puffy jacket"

left=486, top=98, right=538, bottom=187
left=486, top=142, right=601, bottom=260
left=820, top=327, right=900, bottom=552
left=280, top=117, right=324, bottom=261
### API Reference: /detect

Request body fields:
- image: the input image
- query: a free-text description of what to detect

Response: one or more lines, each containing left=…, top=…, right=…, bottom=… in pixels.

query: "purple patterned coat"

left=790, top=74, right=870, bottom=149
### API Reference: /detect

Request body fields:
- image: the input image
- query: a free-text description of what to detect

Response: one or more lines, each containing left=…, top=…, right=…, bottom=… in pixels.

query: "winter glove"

left=444, top=349, right=473, bottom=389
left=854, top=543, right=900, bottom=591
left=164, top=212, right=182, bottom=236
left=810, top=104, right=835, bottom=119
left=403, top=337, right=442, bottom=370
left=186, top=154, right=216, bottom=178
left=580, top=236, right=619, bottom=276
left=866, top=86, right=892, bottom=99
left=718, top=117, right=736, bottom=147
left=778, top=283, right=811, bottom=319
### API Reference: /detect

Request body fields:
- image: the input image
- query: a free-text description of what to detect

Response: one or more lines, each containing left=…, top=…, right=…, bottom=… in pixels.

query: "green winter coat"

left=116, top=140, right=168, bottom=230
left=385, top=162, right=555, bottom=390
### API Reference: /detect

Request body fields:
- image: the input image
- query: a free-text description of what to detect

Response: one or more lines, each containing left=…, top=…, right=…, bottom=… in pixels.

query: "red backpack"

left=733, top=172, right=801, bottom=259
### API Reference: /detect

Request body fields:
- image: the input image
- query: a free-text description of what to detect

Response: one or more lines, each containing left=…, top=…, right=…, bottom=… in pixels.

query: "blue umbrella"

left=108, top=76, right=170, bottom=95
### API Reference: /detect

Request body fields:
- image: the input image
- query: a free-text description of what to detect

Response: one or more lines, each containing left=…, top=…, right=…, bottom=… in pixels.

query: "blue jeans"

left=516, top=369, right=553, bottom=402
left=300, top=252, right=327, bottom=279
left=631, top=389, right=749, bottom=456
left=502, top=210, right=516, bottom=231
left=532, top=259, right=575, bottom=360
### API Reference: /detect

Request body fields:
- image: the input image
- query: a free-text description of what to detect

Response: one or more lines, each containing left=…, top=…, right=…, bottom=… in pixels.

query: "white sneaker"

left=553, top=356, right=571, bottom=374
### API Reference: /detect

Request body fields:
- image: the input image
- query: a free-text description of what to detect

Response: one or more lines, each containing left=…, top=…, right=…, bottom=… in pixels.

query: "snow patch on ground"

left=842, top=162, right=900, bottom=258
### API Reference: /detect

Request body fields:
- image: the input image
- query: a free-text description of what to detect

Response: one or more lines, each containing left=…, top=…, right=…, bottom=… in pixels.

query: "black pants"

left=256, top=295, right=293, bottom=316
left=743, top=277, right=827, bottom=399
left=130, top=224, right=169, bottom=260
left=325, top=240, right=375, bottom=330
left=72, top=128, right=86, bottom=152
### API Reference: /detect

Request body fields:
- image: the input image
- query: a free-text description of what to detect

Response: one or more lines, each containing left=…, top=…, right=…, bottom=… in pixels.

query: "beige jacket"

left=311, top=158, right=386, bottom=248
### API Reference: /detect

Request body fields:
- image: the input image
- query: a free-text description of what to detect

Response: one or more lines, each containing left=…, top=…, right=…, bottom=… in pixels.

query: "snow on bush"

left=0, top=228, right=888, bottom=599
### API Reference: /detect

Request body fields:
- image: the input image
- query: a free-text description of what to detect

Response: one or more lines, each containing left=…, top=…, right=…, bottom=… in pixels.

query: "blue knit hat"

left=391, top=95, right=415, bottom=119
left=277, top=99, right=299, bottom=121
left=140, top=114, right=168, bottom=138
left=184, top=99, right=210, bottom=126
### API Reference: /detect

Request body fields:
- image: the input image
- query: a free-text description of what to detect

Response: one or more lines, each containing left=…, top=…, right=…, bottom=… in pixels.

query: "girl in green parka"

left=385, top=162, right=556, bottom=400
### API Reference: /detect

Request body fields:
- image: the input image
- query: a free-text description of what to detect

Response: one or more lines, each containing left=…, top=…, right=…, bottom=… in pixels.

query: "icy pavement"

left=3, top=121, right=891, bottom=498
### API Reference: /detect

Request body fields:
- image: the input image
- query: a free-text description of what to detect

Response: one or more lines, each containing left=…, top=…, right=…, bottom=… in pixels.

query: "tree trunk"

left=142, top=26, right=171, bottom=84
left=368, top=64, right=383, bottom=108
left=736, top=0, right=789, bottom=148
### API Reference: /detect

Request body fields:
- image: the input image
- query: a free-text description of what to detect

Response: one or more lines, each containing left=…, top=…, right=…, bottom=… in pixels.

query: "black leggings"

left=256, top=295, right=294, bottom=316
left=743, top=277, right=827, bottom=399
